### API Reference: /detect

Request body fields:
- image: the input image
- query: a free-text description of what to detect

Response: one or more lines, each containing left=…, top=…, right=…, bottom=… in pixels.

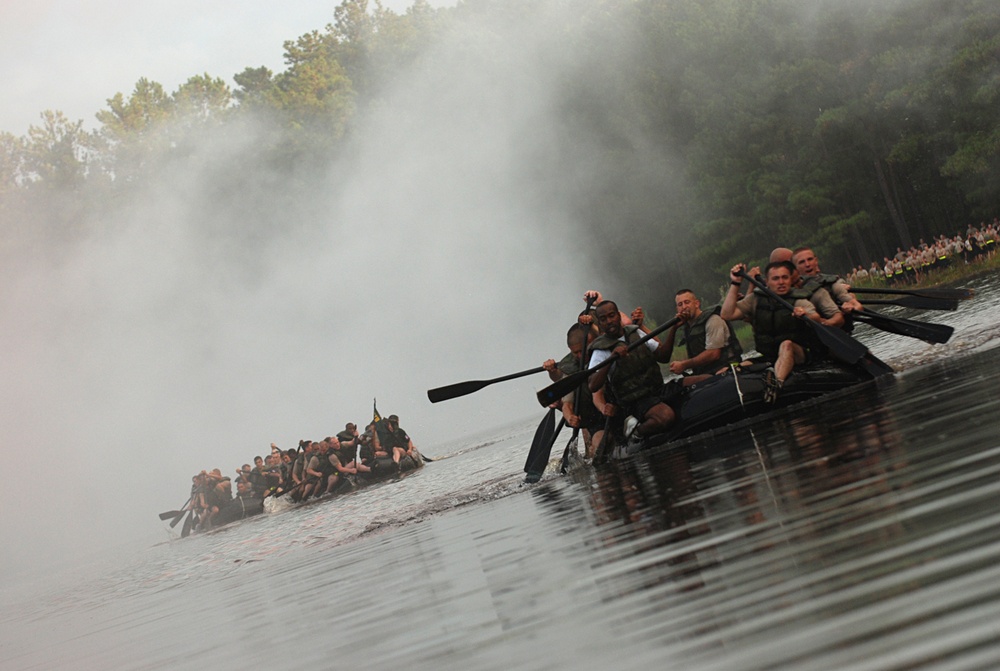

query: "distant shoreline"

left=849, top=252, right=1000, bottom=290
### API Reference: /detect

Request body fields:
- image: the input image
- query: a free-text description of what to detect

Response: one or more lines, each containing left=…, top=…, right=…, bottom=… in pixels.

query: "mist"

left=6, top=0, right=987, bottom=584
left=0, top=1, right=665, bottom=582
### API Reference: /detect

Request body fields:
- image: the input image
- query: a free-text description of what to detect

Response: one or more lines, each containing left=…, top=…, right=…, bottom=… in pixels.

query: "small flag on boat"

left=372, top=398, right=382, bottom=424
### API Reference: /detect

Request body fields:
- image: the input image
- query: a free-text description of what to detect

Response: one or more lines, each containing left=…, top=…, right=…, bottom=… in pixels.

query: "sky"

left=0, top=0, right=638, bottom=582
left=0, top=0, right=456, bottom=134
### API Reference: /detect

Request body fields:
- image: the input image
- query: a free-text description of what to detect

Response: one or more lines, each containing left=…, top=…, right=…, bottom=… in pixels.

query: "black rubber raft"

left=605, top=355, right=893, bottom=460
left=199, top=452, right=425, bottom=532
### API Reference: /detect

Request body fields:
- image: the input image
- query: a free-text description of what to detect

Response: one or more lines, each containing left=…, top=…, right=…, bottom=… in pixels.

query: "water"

left=3, top=277, right=1000, bottom=670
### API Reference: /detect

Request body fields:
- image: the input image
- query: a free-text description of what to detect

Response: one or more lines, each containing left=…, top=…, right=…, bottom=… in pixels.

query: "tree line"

left=1, top=0, right=997, bottom=313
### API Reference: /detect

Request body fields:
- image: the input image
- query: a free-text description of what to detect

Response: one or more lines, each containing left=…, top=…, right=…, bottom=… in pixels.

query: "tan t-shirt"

left=803, top=276, right=854, bottom=308
left=703, top=313, right=730, bottom=350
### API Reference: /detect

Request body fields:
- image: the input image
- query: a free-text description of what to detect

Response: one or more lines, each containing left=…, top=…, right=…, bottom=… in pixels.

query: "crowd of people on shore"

left=179, top=414, right=418, bottom=532
left=846, top=219, right=998, bottom=286
left=534, top=233, right=955, bottom=476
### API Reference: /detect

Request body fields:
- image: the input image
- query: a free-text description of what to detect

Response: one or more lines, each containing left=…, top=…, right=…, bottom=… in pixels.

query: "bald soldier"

left=661, top=289, right=743, bottom=378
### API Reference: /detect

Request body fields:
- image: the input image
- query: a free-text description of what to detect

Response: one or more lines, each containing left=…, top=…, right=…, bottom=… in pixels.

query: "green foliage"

left=23, top=110, right=91, bottom=189
left=0, top=131, right=25, bottom=192
left=274, top=30, right=356, bottom=148
left=233, top=66, right=277, bottom=109
left=2, top=0, right=999, bottom=309
left=173, top=74, right=233, bottom=124
left=94, top=78, right=174, bottom=182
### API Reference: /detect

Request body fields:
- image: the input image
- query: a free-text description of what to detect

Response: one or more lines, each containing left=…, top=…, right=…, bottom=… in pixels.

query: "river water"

left=3, top=275, right=1000, bottom=670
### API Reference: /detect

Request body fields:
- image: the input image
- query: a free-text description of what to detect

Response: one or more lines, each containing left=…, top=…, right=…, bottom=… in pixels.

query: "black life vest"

left=315, top=453, right=335, bottom=477
left=680, top=305, right=743, bottom=374
left=798, top=274, right=856, bottom=332
left=590, top=325, right=664, bottom=404
left=799, top=273, right=840, bottom=298
left=555, top=350, right=601, bottom=422
left=750, top=290, right=815, bottom=362
left=377, top=422, right=409, bottom=450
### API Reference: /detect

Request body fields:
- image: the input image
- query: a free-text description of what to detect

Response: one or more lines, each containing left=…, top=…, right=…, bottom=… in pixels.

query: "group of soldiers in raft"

left=537, top=244, right=884, bottom=471
left=847, top=219, right=998, bottom=286
left=186, top=414, right=417, bottom=531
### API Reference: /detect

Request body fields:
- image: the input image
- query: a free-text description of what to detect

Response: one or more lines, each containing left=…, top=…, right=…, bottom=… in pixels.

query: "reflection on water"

left=860, top=272, right=1000, bottom=367
left=4, top=284, right=1000, bottom=669
left=570, top=349, right=1000, bottom=669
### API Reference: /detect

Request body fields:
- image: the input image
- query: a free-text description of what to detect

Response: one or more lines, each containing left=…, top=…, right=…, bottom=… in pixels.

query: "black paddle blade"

left=181, top=511, right=194, bottom=538
left=907, top=287, right=974, bottom=300
left=810, top=319, right=869, bottom=364
left=159, top=510, right=182, bottom=520
left=524, top=409, right=557, bottom=473
left=852, top=286, right=974, bottom=300
left=857, top=353, right=895, bottom=378
left=524, top=417, right=566, bottom=479
left=536, top=369, right=589, bottom=407
left=862, top=296, right=959, bottom=311
left=427, top=379, right=491, bottom=403
left=428, top=365, right=547, bottom=403
left=853, top=311, right=954, bottom=344
left=169, top=511, right=187, bottom=528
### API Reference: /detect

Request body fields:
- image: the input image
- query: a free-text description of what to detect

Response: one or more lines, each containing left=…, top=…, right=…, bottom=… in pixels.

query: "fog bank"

left=0, top=1, right=656, bottom=582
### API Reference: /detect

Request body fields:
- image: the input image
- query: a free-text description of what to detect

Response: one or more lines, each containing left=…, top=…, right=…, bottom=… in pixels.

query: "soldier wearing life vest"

left=721, top=261, right=841, bottom=403
left=792, top=247, right=863, bottom=314
left=373, top=414, right=417, bottom=470
left=661, top=289, right=743, bottom=377
left=542, top=323, right=607, bottom=458
left=587, top=301, right=677, bottom=442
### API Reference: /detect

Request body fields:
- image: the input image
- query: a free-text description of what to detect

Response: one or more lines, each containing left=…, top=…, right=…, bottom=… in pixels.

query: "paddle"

left=523, top=408, right=555, bottom=471
left=857, top=352, right=896, bottom=378
left=851, top=286, right=974, bottom=301
left=160, top=508, right=186, bottom=521
left=523, top=295, right=600, bottom=480
left=525, top=417, right=565, bottom=478
left=739, top=269, right=869, bottom=365
left=524, top=409, right=558, bottom=482
left=430, top=294, right=598, bottom=405
left=427, top=366, right=546, bottom=403
left=159, top=496, right=191, bottom=521
left=169, top=507, right=190, bottom=528
left=557, top=320, right=601, bottom=474
left=535, top=316, right=682, bottom=407
left=181, top=510, right=195, bottom=538
left=851, top=309, right=954, bottom=344
left=591, top=416, right=614, bottom=466
left=859, top=296, right=958, bottom=311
